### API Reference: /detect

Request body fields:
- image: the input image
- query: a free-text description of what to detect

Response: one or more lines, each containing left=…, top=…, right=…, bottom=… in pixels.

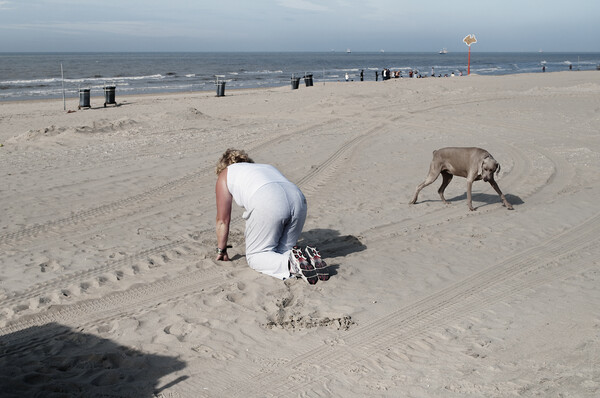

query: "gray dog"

left=409, top=147, right=513, bottom=211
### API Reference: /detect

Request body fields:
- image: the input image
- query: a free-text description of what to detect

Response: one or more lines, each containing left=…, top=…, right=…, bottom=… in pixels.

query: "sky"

left=0, top=0, right=599, bottom=53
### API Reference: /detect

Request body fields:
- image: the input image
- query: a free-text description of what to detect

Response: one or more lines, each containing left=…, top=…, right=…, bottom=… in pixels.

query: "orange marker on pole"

left=463, top=34, right=477, bottom=75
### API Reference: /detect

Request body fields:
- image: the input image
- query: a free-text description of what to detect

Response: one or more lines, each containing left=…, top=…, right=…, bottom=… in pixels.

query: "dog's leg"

left=437, top=171, right=453, bottom=204
left=488, top=179, right=514, bottom=210
left=409, top=169, right=441, bottom=204
left=466, top=178, right=476, bottom=211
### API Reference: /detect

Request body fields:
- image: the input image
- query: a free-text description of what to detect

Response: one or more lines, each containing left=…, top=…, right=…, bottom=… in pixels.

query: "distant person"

left=214, top=149, right=328, bottom=284
left=542, top=65, right=546, bottom=72
left=345, top=72, right=349, bottom=81
left=360, top=69, right=364, bottom=81
left=375, top=70, right=379, bottom=81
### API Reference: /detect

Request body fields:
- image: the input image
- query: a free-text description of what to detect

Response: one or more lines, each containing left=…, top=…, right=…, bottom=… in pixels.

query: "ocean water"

left=1, top=52, right=599, bottom=101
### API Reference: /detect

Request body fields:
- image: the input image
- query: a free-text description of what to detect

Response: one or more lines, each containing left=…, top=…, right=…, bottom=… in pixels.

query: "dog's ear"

left=496, top=163, right=501, bottom=176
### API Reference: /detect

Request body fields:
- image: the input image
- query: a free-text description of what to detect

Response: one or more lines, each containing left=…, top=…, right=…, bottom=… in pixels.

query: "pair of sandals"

left=290, top=246, right=329, bottom=285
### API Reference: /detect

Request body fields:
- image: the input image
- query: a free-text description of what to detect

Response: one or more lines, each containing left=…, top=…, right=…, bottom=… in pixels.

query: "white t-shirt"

left=226, top=163, right=290, bottom=209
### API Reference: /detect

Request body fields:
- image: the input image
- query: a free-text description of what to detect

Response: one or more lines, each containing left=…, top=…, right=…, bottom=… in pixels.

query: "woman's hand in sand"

left=216, top=251, right=230, bottom=261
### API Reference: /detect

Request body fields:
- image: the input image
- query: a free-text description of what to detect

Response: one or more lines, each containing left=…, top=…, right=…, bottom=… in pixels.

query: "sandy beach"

left=1, top=71, right=599, bottom=397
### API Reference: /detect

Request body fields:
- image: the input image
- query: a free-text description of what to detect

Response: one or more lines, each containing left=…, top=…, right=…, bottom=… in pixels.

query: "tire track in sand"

left=0, top=116, right=594, bottom=396
left=0, top=121, right=377, bottom=326
left=0, top=240, right=205, bottom=310
left=0, top=117, right=567, bottom=324
left=0, top=120, right=339, bottom=249
left=0, top=119, right=344, bottom=310
left=354, top=135, right=546, bottom=244
left=356, top=108, right=578, bottom=245
left=0, top=266, right=227, bottom=357
left=220, top=211, right=600, bottom=397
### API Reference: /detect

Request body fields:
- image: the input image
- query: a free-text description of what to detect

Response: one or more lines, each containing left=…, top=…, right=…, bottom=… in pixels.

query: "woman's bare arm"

left=215, top=169, right=233, bottom=261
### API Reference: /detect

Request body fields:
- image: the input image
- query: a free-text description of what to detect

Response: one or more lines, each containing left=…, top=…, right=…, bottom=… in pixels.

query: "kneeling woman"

left=214, top=149, right=327, bottom=284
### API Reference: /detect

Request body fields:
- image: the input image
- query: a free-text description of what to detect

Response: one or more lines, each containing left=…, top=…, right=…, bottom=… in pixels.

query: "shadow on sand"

left=447, top=192, right=524, bottom=209
left=416, top=192, right=523, bottom=209
left=0, top=322, right=186, bottom=397
left=299, top=228, right=367, bottom=278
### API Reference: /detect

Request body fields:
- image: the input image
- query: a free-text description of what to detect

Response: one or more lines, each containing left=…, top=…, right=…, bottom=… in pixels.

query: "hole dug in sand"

left=263, top=313, right=355, bottom=331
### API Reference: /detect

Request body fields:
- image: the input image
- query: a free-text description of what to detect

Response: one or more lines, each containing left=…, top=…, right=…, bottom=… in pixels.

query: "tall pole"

left=468, top=46, right=471, bottom=75
left=463, top=34, right=477, bottom=76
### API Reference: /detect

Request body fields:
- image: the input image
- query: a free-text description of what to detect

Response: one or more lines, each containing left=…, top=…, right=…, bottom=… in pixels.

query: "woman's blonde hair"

left=215, top=148, right=254, bottom=175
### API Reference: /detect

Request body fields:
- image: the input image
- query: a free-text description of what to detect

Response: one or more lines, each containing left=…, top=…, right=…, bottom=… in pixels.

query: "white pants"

left=244, top=182, right=307, bottom=280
